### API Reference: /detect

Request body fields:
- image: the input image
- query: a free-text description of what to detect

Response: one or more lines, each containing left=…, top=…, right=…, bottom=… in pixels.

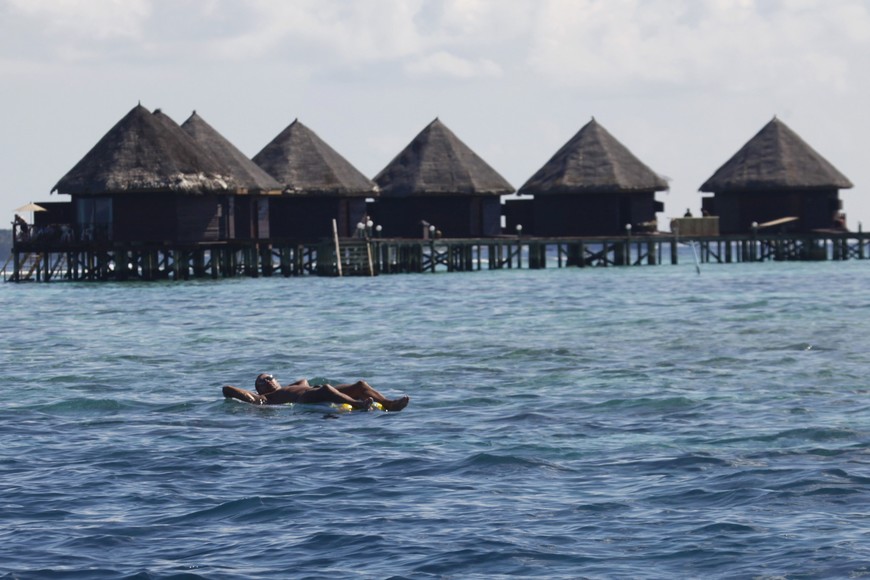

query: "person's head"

left=255, top=373, right=280, bottom=395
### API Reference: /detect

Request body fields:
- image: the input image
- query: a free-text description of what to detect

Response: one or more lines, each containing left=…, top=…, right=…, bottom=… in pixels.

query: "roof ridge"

left=374, top=118, right=513, bottom=197
left=52, top=103, right=236, bottom=195
left=519, top=118, right=667, bottom=195
left=252, top=119, right=376, bottom=196
left=181, top=111, right=282, bottom=192
left=699, top=117, right=852, bottom=192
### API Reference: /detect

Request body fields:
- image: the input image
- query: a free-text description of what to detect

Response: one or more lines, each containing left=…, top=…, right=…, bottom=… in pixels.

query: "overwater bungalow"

left=510, top=118, right=668, bottom=236
left=52, top=104, right=242, bottom=244
left=181, top=111, right=282, bottom=240
left=12, top=107, right=869, bottom=283
left=700, top=117, right=853, bottom=234
left=371, top=118, right=514, bottom=238
left=252, top=120, right=377, bottom=241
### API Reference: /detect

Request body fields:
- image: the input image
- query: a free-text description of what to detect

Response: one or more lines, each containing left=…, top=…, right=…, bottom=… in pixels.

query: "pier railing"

left=4, top=231, right=869, bottom=282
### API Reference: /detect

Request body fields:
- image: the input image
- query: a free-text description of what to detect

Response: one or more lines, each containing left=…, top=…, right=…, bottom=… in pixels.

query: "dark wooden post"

left=574, top=242, right=585, bottom=267
left=647, top=240, right=656, bottom=265
left=193, top=249, right=205, bottom=278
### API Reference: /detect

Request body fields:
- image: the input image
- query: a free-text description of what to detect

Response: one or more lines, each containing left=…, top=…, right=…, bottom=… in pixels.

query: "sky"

left=2, top=0, right=869, bottom=230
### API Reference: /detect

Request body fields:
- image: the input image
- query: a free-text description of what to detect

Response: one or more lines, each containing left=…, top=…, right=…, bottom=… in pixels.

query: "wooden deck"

left=4, top=230, right=868, bottom=282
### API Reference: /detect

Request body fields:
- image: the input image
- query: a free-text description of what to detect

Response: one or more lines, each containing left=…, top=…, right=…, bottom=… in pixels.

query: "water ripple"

left=2, top=264, right=870, bottom=578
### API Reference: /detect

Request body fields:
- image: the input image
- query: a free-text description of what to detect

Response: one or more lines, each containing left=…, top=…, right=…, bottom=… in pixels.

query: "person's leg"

left=333, top=381, right=410, bottom=411
left=297, top=384, right=373, bottom=410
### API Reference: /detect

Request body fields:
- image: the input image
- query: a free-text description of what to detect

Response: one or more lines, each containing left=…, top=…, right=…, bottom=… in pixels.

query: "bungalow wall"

left=76, top=194, right=228, bottom=243
left=234, top=196, right=271, bottom=240
left=503, top=198, right=535, bottom=235
left=269, top=197, right=367, bottom=241
left=176, top=197, right=223, bottom=243
left=531, top=193, right=662, bottom=236
left=369, top=196, right=501, bottom=238
left=33, top=202, right=73, bottom=228
left=709, top=189, right=841, bottom=234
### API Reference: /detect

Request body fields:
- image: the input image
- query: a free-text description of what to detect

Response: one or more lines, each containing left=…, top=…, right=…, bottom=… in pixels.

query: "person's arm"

left=222, top=385, right=265, bottom=405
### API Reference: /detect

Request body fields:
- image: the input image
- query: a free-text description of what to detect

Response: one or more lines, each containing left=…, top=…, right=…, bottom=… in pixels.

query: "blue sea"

left=2, top=259, right=869, bottom=579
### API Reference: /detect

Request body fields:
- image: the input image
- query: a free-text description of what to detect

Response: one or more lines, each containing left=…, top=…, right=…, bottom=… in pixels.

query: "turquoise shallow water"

left=1, top=261, right=869, bottom=579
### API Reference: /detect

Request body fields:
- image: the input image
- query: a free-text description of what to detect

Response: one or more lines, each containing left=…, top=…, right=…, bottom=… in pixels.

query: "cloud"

left=0, top=0, right=524, bottom=78
left=5, top=0, right=152, bottom=40
left=197, top=0, right=530, bottom=81
left=207, top=0, right=425, bottom=63
left=525, top=0, right=870, bottom=94
left=4, top=0, right=868, bottom=94
left=405, top=51, right=501, bottom=79
left=1, top=0, right=869, bottom=228
left=416, top=0, right=533, bottom=43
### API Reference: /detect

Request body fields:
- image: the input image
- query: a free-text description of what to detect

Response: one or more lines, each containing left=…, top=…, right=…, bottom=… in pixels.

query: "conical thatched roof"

left=53, top=104, right=235, bottom=195
left=518, top=118, right=668, bottom=196
left=252, top=119, right=376, bottom=197
left=374, top=118, right=514, bottom=197
left=181, top=112, right=281, bottom=193
left=700, top=117, right=853, bottom=192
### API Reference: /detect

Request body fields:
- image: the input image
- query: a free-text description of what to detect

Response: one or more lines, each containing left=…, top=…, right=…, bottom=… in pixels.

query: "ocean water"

left=1, top=260, right=869, bottom=579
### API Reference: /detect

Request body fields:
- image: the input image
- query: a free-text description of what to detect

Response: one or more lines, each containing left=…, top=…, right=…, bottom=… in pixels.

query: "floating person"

left=222, top=373, right=410, bottom=411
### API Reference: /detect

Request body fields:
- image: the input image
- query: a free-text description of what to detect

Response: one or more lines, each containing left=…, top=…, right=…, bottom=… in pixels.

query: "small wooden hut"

left=252, top=120, right=377, bottom=241
left=371, top=118, right=514, bottom=238
left=52, top=104, right=239, bottom=244
left=700, top=117, right=853, bottom=234
left=513, top=118, right=668, bottom=236
left=181, top=111, right=282, bottom=240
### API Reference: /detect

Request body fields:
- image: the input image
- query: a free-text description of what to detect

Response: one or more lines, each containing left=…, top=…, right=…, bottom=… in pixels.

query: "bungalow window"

left=76, top=197, right=113, bottom=241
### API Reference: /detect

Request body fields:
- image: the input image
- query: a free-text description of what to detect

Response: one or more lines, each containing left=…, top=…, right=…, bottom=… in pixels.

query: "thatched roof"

left=181, top=112, right=282, bottom=193
left=374, top=118, right=514, bottom=197
left=252, top=119, right=376, bottom=197
left=700, top=117, right=853, bottom=192
left=53, top=104, right=236, bottom=195
left=518, top=118, right=668, bottom=196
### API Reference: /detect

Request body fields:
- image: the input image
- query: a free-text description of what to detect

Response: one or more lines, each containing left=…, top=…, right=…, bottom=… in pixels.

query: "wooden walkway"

left=4, top=231, right=869, bottom=282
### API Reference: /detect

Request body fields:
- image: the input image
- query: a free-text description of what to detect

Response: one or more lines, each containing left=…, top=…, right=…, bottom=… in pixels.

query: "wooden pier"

left=4, top=231, right=869, bottom=282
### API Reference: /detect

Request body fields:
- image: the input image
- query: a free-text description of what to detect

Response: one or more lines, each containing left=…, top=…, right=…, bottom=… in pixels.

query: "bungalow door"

left=75, top=196, right=113, bottom=241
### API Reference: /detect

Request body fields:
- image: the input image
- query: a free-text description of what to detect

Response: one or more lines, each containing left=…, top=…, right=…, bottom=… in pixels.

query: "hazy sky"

left=2, top=0, right=869, bottom=229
